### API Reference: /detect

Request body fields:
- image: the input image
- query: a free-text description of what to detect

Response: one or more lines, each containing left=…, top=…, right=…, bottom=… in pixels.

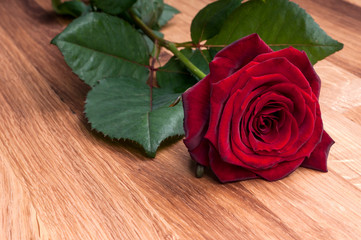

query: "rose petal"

left=231, top=74, right=291, bottom=114
left=211, top=90, right=239, bottom=150
left=252, top=47, right=321, bottom=98
left=183, top=76, right=211, bottom=151
left=294, top=106, right=315, bottom=147
left=209, top=33, right=272, bottom=82
left=231, top=58, right=312, bottom=96
left=285, top=104, right=323, bottom=159
left=209, top=145, right=258, bottom=183
left=252, top=157, right=305, bottom=181
left=301, top=131, right=334, bottom=172
left=266, top=83, right=307, bottom=125
left=204, top=63, right=258, bottom=147
left=188, top=139, right=210, bottom=166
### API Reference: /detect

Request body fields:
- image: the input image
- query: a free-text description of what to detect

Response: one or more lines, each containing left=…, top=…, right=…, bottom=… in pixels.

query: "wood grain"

left=0, top=0, right=360, bottom=239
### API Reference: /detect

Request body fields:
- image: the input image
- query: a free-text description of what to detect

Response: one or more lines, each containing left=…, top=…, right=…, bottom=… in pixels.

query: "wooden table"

left=1, top=0, right=360, bottom=239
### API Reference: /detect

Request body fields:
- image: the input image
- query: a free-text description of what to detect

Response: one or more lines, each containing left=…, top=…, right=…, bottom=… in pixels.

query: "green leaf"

left=85, top=76, right=188, bottom=157
left=52, top=0, right=89, bottom=17
left=191, top=0, right=242, bottom=43
left=51, top=12, right=149, bottom=86
left=157, top=53, right=199, bottom=91
left=85, top=53, right=198, bottom=157
left=157, top=4, right=180, bottom=28
left=207, top=0, right=343, bottom=64
left=133, top=0, right=164, bottom=29
left=92, top=0, right=136, bottom=15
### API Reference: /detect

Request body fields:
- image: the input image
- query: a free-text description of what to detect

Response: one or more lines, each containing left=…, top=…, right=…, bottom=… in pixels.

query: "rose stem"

left=195, top=164, right=205, bottom=178
left=173, top=42, right=228, bottom=48
left=129, top=10, right=207, bottom=80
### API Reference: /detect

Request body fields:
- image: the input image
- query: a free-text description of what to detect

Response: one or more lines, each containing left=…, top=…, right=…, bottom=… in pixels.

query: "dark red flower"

left=182, top=33, right=334, bottom=183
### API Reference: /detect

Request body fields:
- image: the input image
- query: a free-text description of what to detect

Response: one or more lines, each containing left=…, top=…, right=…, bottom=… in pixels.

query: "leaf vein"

left=56, top=40, right=149, bottom=68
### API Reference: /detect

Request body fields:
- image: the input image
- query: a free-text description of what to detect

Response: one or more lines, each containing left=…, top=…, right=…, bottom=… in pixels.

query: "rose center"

left=254, top=109, right=282, bottom=133
left=257, top=115, right=273, bottom=133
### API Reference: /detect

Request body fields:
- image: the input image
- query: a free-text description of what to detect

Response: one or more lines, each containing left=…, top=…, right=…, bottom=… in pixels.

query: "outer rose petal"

left=183, top=76, right=210, bottom=149
left=230, top=57, right=312, bottom=96
left=301, top=131, right=334, bottom=172
left=251, top=157, right=305, bottom=181
left=252, top=47, right=321, bottom=98
left=188, top=139, right=210, bottom=166
left=209, top=145, right=258, bottom=183
left=183, top=76, right=211, bottom=165
left=209, top=33, right=272, bottom=82
left=286, top=103, right=323, bottom=160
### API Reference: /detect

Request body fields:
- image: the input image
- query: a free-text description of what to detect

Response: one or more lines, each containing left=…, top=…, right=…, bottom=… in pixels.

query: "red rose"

left=182, top=34, right=334, bottom=183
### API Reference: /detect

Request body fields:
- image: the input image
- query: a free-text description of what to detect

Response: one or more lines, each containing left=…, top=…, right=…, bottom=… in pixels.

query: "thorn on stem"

left=169, top=95, right=181, bottom=107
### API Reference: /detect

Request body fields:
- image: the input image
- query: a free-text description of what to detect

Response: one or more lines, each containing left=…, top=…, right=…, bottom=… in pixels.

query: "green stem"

left=129, top=10, right=207, bottom=80
left=167, top=42, right=206, bottom=79
left=174, top=41, right=195, bottom=48
left=129, top=10, right=167, bottom=46
left=174, top=41, right=228, bottom=49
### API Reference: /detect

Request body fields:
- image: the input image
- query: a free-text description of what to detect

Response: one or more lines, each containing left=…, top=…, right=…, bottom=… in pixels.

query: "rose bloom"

left=182, top=34, right=334, bottom=183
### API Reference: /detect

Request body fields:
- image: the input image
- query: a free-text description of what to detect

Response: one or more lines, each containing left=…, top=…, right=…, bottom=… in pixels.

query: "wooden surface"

left=1, top=0, right=361, bottom=239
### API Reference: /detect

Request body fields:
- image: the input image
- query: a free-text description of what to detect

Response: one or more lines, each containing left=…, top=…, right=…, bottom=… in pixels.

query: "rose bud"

left=182, top=33, right=334, bottom=183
